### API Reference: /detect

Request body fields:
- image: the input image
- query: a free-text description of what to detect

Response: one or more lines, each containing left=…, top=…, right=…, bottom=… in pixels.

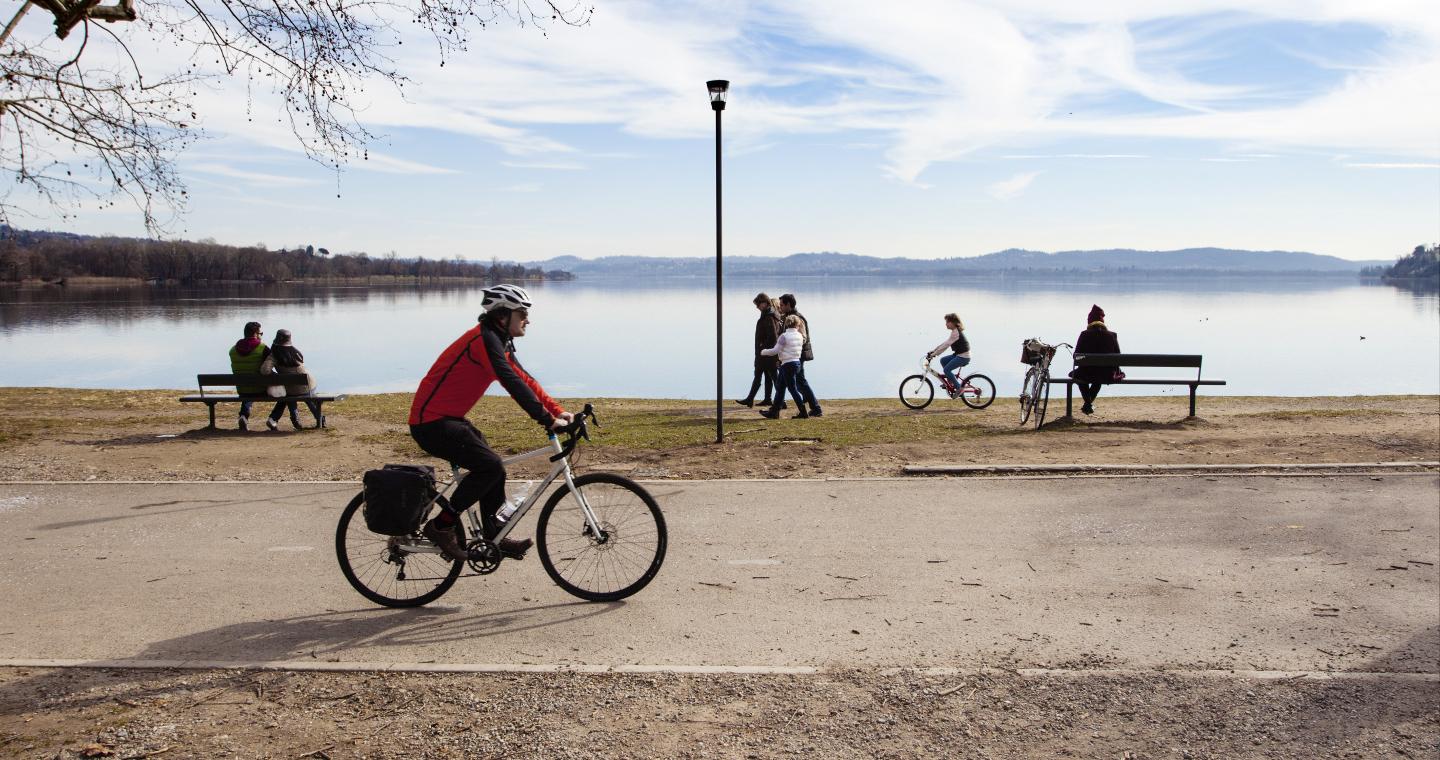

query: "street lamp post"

left=708, top=79, right=728, bottom=445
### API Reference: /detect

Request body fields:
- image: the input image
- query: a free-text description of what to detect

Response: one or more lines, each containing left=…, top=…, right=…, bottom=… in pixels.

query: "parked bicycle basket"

left=1019, top=339, right=1055, bottom=365
left=361, top=463, right=437, bottom=536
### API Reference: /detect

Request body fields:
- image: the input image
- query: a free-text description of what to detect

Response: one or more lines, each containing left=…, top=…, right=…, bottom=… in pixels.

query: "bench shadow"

left=71, top=425, right=319, bottom=448
left=0, top=600, right=624, bottom=717
left=1038, top=415, right=1201, bottom=431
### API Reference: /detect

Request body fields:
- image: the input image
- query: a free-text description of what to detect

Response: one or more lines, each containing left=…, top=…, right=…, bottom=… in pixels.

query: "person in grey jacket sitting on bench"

left=261, top=329, right=322, bottom=430
left=1070, top=304, right=1123, bottom=416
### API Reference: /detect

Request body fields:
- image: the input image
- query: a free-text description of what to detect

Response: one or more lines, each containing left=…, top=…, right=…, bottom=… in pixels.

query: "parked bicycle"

left=1018, top=339, right=1071, bottom=428
left=899, top=356, right=996, bottom=410
left=335, top=404, right=667, bottom=607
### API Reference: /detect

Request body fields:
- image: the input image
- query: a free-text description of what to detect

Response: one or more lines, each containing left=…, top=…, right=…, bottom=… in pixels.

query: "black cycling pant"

left=409, top=417, right=506, bottom=539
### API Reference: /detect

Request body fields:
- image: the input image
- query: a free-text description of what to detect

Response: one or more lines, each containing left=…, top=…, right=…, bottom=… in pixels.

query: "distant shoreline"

left=1, top=275, right=559, bottom=288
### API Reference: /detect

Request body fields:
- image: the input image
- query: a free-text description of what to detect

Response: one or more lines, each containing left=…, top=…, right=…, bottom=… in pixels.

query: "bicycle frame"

left=394, top=433, right=602, bottom=556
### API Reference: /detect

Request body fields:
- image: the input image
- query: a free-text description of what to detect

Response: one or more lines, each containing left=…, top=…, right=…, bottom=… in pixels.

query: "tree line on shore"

left=1360, top=244, right=1439, bottom=286
left=0, top=226, right=573, bottom=284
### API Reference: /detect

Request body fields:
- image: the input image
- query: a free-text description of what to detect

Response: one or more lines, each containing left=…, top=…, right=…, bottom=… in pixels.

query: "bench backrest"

left=1073, top=353, right=1202, bottom=379
left=196, top=373, right=310, bottom=394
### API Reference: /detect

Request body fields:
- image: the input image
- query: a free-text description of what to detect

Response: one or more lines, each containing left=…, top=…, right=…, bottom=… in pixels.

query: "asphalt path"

left=0, top=476, right=1435, bottom=673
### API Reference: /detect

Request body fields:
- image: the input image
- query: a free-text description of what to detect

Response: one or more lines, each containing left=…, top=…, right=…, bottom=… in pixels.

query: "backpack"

left=361, top=464, right=437, bottom=536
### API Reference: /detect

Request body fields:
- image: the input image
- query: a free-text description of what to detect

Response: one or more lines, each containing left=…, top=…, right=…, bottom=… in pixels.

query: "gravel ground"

left=1, top=667, right=1436, bottom=759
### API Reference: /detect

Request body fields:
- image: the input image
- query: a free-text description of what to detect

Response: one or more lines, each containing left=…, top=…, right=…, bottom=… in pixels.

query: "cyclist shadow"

left=131, top=600, right=624, bottom=663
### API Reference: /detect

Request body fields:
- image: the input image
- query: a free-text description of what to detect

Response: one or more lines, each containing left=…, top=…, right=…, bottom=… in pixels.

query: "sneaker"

left=265, top=417, right=279, bottom=432
left=289, top=413, right=303, bottom=430
left=237, top=415, right=248, bottom=431
left=809, top=408, right=823, bottom=417
left=422, top=518, right=468, bottom=562
left=734, top=398, right=754, bottom=407
left=758, top=408, right=780, bottom=419
left=1081, top=403, right=1094, bottom=416
left=497, top=537, right=532, bottom=560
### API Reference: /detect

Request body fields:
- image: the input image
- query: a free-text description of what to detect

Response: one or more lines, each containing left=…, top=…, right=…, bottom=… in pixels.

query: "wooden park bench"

left=1048, top=354, right=1226, bottom=418
left=179, top=374, right=346, bottom=429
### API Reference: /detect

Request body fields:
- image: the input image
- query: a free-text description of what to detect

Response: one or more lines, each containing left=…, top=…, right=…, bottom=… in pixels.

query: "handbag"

left=266, top=384, right=286, bottom=398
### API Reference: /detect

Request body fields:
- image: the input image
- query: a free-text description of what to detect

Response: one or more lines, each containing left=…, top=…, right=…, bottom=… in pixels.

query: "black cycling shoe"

left=497, top=537, right=532, bottom=560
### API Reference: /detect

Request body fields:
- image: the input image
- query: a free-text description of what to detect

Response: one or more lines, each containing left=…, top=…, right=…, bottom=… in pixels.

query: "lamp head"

left=707, top=80, right=729, bottom=111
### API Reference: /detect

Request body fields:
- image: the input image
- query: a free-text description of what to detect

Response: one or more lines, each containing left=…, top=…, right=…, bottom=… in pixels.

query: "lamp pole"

left=708, top=80, right=729, bottom=445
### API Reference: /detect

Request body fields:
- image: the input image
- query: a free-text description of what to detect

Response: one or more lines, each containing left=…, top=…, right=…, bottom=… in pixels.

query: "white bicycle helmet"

left=480, top=284, right=533, bottom=314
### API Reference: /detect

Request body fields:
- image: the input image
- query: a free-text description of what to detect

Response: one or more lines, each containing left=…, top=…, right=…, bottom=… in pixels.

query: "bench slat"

left=180, top=394, right=345, bottom=402
left=1047, top=379, right=1226, bottom=386
left=1073, top=353, right=1201, bottom=368
left=197, top=373, right=310, bottom=386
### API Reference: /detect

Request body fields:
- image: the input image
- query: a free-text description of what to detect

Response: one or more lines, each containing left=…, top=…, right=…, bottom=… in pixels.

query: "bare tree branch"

left=2, top=0, right=594, bottom=232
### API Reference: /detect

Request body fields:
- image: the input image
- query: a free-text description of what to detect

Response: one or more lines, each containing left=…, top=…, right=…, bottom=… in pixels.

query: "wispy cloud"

left=189, top=163, right=323, bottom=186
left=987, top=170, right=1042, bottom=200
left=501, top=160, right=585, bottom=170
left=1344, top=162, right=1440, bottom=169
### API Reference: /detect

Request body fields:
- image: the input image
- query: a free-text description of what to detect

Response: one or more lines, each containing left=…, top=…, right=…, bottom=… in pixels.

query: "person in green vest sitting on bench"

left=228, top=321, right=271, bottom=430
left=1070, top=304, right=1123, bottom=416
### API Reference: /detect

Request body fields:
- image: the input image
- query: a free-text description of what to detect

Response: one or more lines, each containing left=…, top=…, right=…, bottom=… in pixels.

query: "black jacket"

left=1072, top=325, right=1122, bottom=382
left=754, top=308, right=782, bottom=369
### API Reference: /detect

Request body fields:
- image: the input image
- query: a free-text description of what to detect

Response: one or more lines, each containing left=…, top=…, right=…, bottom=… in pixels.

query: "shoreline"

left=0, top=388, right=1434, bottom=482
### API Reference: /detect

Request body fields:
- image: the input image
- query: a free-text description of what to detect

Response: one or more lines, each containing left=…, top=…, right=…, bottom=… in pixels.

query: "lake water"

left=2, top=277, right=1436, bottom=399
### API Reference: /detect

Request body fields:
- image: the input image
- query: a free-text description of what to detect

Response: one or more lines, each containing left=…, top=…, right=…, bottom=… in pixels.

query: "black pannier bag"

left=362, top=464, right=437, bottom=536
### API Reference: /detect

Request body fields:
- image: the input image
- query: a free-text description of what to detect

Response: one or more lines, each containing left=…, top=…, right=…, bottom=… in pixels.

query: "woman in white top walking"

left=926, top=313, right=971, bottom=398
left=758, top=315, right=808, bottom=419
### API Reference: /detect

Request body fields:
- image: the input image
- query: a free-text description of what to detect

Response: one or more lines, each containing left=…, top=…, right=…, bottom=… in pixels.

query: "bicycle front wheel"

left=1034, top=372, right=1051, bottom=428
left=335, top=492, right=463, bottom=608
left=537, top=473, right=667, bottom=602
left=960, top=373, right=995, bottom=409
left=899, top=374, right=934, bottom=410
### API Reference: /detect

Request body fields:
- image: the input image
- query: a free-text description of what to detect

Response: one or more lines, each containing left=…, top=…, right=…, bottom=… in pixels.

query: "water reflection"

left=2, top=278, right=1436, bottom=397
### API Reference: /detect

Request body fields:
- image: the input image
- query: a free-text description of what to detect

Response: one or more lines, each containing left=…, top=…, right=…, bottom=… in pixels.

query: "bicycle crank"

left=465, top=538, right=502, bottom=574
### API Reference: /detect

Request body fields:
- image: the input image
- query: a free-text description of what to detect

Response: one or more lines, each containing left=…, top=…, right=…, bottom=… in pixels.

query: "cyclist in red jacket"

left=409, top=284, right=572, bottom=562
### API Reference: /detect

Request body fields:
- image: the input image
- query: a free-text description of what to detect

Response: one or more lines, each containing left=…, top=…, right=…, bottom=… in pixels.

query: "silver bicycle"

left=1018, top=339, right=1071, bottom=428
left=336, top=404, right=667, bottom=607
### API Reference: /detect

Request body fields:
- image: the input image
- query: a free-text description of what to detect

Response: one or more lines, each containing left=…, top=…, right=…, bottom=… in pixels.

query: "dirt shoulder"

left=0, top=389, right=1435, bottom=481
left=2, top=666, right=1436, bottom=760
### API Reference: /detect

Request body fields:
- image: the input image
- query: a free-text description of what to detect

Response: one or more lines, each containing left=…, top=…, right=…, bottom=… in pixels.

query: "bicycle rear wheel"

left=1019, top=366, right=1040, bottom=424
left=899, top=374, right=934, bottom=410
left=959, top=373, right=995, bottom=409
left=335, top=492, right=463, bottom=608
left=537, top=473, right=667, bottom=602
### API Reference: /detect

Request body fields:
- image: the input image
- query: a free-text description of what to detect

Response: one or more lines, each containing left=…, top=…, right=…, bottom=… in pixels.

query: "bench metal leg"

left=206, top=402, right=217, bottom=429
left=315, top=402, right=325, bottom=428
left=1188, top=384, right=1198, bottom=418
left=1065, top=382, right=1074, bottom=417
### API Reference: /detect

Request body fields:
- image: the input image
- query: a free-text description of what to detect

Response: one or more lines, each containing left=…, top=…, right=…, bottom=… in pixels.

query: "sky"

left=8, top=0, right=1440, bottom=262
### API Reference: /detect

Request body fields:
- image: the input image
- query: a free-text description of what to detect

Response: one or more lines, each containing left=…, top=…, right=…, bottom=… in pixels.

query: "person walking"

left=758, top=315, right=807, bottom=419
left=776, top=293, right=822, bottom=417
left=737, top=292, right=782, bottom=408
left=227, top=321, right=270, bottom=430
left=261, top=329, right=323, bottom=430
left=1071, top=304, right=1123, bottom=415
left=926, top=313, right=971, bottom=398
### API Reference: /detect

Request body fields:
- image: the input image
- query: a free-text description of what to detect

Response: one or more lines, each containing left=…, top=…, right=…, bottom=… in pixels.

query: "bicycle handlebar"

left=549, top=403, right=598, bottom=462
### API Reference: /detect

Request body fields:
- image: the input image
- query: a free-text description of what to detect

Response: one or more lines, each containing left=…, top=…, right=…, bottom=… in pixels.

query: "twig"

left=823, top=594, right=886, bottom=602
left=697, top=582, right=734, bottom=590
left=1026, top=561, right=1036, bottom=573
left=316, top=691, right=357, bottom=701
left=119, top=746, right=172, bottom=760
left=295, top=744, right=335, bottom=759
left=936, top=683, right=966, bottom=696
left=186, top=688, right=225, bottom=709
left=1407, top=560, right=1434, bottom=566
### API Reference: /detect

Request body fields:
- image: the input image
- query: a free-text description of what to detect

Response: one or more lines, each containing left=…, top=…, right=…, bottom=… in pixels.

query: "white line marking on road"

left=1, top=659, right=1435, bottom=681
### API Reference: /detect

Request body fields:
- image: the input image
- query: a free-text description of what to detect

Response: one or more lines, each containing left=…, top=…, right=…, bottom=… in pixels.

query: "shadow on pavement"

left=34, top=485, right=352, bottom=531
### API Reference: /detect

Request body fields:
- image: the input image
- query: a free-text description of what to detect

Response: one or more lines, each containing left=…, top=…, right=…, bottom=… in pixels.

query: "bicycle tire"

left=959, top=373, right=995, bottom=409
left=1019, top=366, right=1040, bottom=424
left=335, top=492, right=464, bottom=608
left=536, top=473, right=667, bottom=602
left=1034, top=370, right=1051, bottom=428
left=899, top=374, right=935, bottom=410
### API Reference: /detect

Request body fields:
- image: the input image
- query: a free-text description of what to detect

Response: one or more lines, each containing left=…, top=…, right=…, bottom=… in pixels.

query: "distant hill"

left=1362, top=244, right=1439, bottom=289
left=537, top=248, right=1386, bottom=278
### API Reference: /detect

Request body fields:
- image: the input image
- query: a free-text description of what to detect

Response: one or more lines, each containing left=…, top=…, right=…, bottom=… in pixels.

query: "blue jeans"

left=773, top=361, right=803, bottom=410
left=939, top=354, right=971, bottom=387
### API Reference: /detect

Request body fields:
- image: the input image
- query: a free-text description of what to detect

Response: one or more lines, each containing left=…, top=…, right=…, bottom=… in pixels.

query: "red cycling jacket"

left=408, top=321, right=565, bottom=428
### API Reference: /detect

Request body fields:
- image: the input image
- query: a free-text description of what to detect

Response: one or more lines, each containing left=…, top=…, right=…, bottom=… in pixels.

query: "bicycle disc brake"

left=465, top=538, right=502, bottom=575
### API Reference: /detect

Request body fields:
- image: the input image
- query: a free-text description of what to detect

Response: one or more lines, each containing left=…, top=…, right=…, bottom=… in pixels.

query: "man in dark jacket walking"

left=737, top=292, right=782, bottom=407
left=776, top=293, right=822, bottom=417
left=1071, top=304, right=1122, bottom=415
